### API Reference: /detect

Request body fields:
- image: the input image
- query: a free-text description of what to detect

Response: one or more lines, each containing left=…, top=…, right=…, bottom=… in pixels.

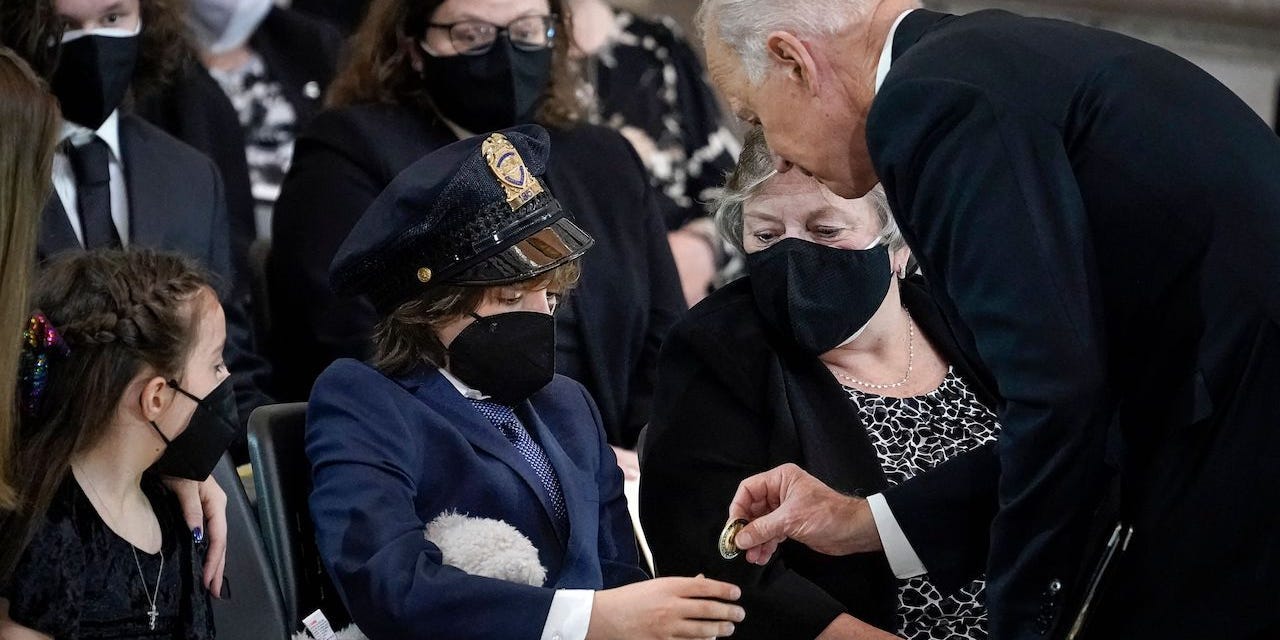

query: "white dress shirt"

left=863, top=8, right=932, bottom=581
left=51, top=110, right=131, bottom=247
left=439, top=368, right=596, bottom=640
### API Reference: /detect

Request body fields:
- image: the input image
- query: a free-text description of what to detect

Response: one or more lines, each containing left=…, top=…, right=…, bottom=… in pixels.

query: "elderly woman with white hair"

left=639, top=128, right=998, bottom=640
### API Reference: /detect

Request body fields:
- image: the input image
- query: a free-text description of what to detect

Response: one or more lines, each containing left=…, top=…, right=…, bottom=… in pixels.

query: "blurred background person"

left=308, top=126, right=743, bottom=640
left=270, top=0, right=684, bottom=457
left=0, top=47, right=61, bottom=512
left=181, top=0, right=345, bottom=239
left=0, top=250, right=234, bottom=638
left=568, top=0, right=740, bottom=306
left=11, top=0, right=273, bottom=445
left=641, top=129, right=997, bottom=639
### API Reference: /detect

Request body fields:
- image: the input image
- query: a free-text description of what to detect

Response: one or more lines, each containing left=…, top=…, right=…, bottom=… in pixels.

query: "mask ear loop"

left=150, top=379, right=200, bottom=445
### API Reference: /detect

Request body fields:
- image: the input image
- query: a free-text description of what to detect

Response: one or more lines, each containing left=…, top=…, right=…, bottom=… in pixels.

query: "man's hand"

left=728, top=463, right=882, bottom=564
left=166, top=476, right=228, bottom=598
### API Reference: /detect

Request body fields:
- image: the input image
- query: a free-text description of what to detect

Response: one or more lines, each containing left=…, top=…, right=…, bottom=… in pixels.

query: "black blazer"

left=869, top=10, right=1280, bottom=639
left=639, top=277, right=999, bottom=638
left=269, top=104, right=685, bottom=447
left=38, top=114, right=272, bottom=442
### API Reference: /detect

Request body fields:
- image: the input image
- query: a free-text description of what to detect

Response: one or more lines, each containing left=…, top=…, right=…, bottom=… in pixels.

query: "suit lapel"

left=516, top=402, right=582, bottom=547
left=409, top=371, right=568, bottom=546
left=118, top=115, right=167, bottom=248
left=38, top=194, right=81, bottom=259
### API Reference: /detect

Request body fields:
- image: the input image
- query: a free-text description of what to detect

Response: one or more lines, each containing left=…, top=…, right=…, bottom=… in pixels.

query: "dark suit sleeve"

left=870, top=78, right=1113, bottom=638
left=203, top=159, right=274, bottom=433
left=623, top=154, right=687, bottom=443
left=578, top=384, right=648, bottom=587
left=269, top=129, right=383, bottom=400
left=307, top=362, right=555, bottom=639
left=640, top=327, right=845, bottom=640
left=881, top=442, right=999, bottom=591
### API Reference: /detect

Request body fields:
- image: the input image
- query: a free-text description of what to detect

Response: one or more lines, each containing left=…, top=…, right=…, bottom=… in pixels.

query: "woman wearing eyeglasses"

left=269, top=0, right=686, bottom=466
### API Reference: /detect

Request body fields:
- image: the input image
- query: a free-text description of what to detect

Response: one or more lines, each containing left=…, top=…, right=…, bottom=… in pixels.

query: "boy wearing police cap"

left=306, top=125, right=744, bottom=640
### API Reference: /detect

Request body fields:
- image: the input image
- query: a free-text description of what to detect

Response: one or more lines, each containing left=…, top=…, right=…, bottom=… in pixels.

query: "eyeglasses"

left=425, top=14, right=558, bottom=56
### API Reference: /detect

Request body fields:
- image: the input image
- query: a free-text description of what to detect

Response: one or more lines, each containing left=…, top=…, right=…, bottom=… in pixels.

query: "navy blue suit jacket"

left=307, top=360, right=646, bottom=639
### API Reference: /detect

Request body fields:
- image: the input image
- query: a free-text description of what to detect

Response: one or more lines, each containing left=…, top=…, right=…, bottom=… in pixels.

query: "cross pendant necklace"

left=147, top=605, right=159, bottom=630
left=74, top=467, right=164, bottom=630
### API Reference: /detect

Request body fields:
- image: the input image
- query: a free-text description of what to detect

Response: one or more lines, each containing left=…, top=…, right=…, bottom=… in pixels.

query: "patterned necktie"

left=469, top=399, right=569, bottom=532
left=65, top=137, right=121, bottom=249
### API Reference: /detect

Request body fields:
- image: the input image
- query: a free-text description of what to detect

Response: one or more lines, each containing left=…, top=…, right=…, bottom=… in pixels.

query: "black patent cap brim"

left=450, top=216, right=594, bottom=285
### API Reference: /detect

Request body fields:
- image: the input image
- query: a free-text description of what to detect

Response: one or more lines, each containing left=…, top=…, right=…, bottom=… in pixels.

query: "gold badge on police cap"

left=482, top=133, right=544, bottom=211
left=718, top=518, right=748, bottom=560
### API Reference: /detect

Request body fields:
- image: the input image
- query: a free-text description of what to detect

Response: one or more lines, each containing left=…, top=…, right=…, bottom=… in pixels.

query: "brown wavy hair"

left=0, top=48, right=61, bottom=512
left=0, top=249, right=212, bottom=584
left=371, top=261, right=581, bottom=376
left=327, top=0, right=582, bottom=129
left=0, top=0, right=192, bottom=99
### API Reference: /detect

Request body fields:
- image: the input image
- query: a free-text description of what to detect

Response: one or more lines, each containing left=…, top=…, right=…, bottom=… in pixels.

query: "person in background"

left=0, top=47, right=61, bottom=512
left=22, top=0, right=272, bottom=444
left=183, top=0, right=345, bottom=239
left=0, top=249, right=236, bottom=638
left=641, top=129, right=994, bottom=639
left=568, top=0, right=740, bottom=306
left=308, top=125, right=743, bottom=640
left=271, top=0, right=685, bottom=458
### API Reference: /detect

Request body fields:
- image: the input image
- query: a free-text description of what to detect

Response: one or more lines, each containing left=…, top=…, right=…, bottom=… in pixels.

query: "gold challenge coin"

left=719, top=519, right=749, bottom=560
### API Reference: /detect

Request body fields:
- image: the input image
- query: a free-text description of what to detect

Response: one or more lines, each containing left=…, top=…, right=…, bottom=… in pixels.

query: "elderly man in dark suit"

left=697, top=0, right=1280, bottom=638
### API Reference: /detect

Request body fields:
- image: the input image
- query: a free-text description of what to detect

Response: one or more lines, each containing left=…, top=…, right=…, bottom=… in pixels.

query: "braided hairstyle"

left=0, top=249, right=213, bottom=584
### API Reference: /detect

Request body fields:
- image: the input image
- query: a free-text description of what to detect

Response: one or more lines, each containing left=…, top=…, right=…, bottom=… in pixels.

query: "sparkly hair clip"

left=18, top=312, right=70, bottom=416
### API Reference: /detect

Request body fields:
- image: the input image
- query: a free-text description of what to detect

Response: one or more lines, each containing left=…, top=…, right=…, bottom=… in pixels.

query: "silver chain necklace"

left=832, top=309, right=916, bottom=390
left=76, top=467, right=165, bottom=630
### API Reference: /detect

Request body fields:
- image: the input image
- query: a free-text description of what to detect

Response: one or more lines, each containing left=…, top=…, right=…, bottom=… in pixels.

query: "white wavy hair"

left=714, top=127, right=903, bottom=255
left=696, top=0, right=873, bottom=83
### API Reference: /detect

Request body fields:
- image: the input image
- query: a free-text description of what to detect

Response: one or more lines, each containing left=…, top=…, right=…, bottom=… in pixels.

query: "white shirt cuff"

left=867, top=493, right=928, bottom=579
left=542, top=589, right=594, bottom=640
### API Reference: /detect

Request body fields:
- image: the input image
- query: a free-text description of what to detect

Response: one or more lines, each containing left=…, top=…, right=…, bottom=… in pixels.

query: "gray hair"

left=713, top=126, right=904, bottom=254
left=696, top=0, right=871, bottom=83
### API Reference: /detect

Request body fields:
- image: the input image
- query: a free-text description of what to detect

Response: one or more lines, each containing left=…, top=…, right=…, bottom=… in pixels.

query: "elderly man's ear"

left=765, top=31, right=820, bottom=93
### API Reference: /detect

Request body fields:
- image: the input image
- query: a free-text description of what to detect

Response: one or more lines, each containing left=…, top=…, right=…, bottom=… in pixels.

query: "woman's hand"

left=165, top=475, right=228, bottom=598
left=587, top=576, right=745, bottom=639
left=817, top=613, right=903, bottom=639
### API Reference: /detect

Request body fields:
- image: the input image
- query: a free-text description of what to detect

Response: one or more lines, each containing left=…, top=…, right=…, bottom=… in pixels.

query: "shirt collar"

left=874, top=9, right=916, bottom=95
left=439, top=367, right=490, bottom=400
left=60, top=110, right=123, bottom=161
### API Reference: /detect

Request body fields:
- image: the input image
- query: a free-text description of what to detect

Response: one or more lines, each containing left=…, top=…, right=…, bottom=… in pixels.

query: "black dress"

left=2, top=477, right=214, bottom=639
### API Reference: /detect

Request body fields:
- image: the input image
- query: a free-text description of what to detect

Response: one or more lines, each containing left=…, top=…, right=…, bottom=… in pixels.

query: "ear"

left=765, top=31, right=820, bottom=95
left=890, top=244, right=913, bottom=278
left=404, top=36, right=426, bottom=73
left=137, top=375, right=172, bottom=422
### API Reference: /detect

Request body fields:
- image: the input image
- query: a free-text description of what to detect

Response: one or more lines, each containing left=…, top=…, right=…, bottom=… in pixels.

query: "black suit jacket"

left=640, top=278, right=1000, bottom=638
left=39, top=114, right=272, bottom=446
left=869, top=10, right=1280, bottom=638
left=269, top=104, right=685, bottom=447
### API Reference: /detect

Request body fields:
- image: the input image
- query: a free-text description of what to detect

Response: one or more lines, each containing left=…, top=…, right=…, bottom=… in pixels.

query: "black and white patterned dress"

left=844, top=367, right=999, bottom=640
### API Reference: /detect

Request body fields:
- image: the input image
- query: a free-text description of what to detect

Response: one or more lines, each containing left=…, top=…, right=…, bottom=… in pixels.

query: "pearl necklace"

left=832, top=310, right=915, bottom=390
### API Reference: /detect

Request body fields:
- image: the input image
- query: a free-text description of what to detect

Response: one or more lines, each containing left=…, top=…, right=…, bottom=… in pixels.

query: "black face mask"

left=50, top=32, right=140, bottom=130
left=420, top=36, right=552, bottom=134
left=448, top=311, right=555, bottom=406
left=746, top=237, right=893, bottom=355
left=149, top=378, right=240, bottom=481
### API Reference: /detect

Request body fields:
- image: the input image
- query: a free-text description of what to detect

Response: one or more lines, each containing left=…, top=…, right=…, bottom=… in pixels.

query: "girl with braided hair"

left=0, top=249, right=237, bottom=639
